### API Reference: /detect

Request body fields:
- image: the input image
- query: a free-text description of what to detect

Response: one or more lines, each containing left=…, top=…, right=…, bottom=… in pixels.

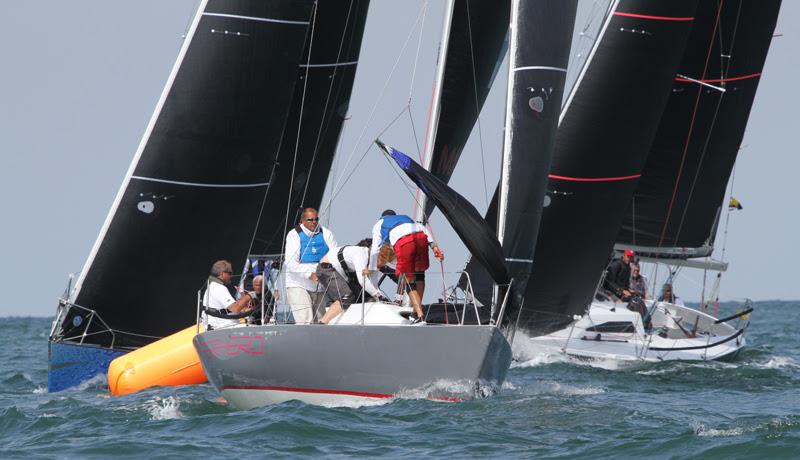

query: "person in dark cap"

left=602, top=249, right=635, bottom=301
left=368, top=209, right=443, bottom=322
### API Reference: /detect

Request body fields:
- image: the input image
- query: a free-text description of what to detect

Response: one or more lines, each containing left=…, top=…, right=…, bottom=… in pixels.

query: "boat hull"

left=48, top=340, right=126, bottom=392
left=194, top=324, right=512, bottom=410
left=529, top=301, right=749, bottom=362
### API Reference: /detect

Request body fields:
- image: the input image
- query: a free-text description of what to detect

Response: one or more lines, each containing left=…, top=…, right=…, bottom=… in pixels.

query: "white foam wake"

left=146, top=396, right=182, bottom=420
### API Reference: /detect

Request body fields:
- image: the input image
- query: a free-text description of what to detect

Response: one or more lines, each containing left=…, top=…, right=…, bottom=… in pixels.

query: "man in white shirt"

left=317, top=240, right=389, bottom=324
left=283, top=207, right=338, bottom=324
left=203, top=260, right=253, bottom=330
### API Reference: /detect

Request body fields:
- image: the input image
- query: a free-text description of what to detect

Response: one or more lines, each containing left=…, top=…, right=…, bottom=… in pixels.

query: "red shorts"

left=394, top=232, right=430, bottom=278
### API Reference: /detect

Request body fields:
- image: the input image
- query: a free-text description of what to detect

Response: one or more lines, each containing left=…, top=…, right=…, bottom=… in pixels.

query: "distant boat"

left=48, top=0, right=370, bottom=392
left=532, top=0, right=782, bottom=362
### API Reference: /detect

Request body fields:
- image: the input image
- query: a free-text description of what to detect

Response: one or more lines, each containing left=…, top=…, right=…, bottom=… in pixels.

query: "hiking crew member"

left=283, top=208, right=338, bottom=324
left=202, top=260, right=253, bottom=330
left=368, top=209, right=444, bottom=321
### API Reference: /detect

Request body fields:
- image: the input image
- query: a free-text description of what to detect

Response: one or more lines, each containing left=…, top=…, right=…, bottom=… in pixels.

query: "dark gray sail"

left=54, top=0, right=315, bottom=350
left=616, top=0, right=782, bottom=258
left=495, top=0, right=578, bottom=323
left=516, top=0, right=700, bottom=335
left=419, top=0, right=510, bottom=221
left=250, top=0, right=371, bottom=256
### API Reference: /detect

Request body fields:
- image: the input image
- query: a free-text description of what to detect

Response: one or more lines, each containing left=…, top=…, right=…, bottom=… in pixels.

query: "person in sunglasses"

left=283, top=207, right=338, bottom=324
left=202, top=260, right=254, bottom=330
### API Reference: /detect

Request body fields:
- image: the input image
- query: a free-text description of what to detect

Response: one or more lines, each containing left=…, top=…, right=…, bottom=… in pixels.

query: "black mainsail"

left=616, top=0, right=782, bottom=259
left=418, top=0, right=510, bottom=221
left=516, top=0, right=700, bottom=335
left=250, top=0, right=371, bottom=256
left=54, top=0, right=315, bottom=351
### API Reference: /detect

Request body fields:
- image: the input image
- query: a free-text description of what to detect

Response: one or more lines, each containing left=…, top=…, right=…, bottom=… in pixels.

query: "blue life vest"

left=379, top=214, right=414, bottom=244
left=296, top=226, right=328, bottom=263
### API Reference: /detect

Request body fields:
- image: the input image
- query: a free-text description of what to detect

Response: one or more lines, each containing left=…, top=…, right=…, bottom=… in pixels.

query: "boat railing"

left=49, top=300, right=119, bottom=349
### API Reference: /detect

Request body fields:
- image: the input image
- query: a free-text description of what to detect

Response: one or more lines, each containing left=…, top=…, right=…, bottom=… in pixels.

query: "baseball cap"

left=381, top=209, right=396, bottom=217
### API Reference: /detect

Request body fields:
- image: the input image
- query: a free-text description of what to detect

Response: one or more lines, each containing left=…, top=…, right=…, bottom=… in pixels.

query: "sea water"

left=2, top=301, right=798, bottom=459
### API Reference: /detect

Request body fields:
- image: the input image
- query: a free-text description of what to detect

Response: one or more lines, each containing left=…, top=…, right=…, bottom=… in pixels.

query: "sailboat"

left=530, top=0, right=782, bottom=362
left=47, top=0, right=371, bottom=392
left=193, top=0, right=578, bottom=409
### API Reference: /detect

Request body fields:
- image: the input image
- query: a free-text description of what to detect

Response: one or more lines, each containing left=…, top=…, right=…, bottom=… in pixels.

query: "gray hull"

left=194, top=325, right=512, bottom=409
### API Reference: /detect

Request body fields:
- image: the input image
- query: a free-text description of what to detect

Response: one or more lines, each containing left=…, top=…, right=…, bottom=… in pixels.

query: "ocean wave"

left=536, top=380, right=606, bottom=396
left=754, top=356, right=800, bottom=369
left=146, top=396, right=182, bottom=420
left=693, top=417, right=800, bottom=438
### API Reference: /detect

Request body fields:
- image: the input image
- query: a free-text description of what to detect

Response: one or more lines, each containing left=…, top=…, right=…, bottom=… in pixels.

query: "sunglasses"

left=305, top=217, right=320, bottom=222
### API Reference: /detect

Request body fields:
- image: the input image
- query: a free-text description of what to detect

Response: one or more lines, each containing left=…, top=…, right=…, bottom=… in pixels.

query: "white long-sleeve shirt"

left=284, top=225, right=338, bottom=291
left=369, top=219, right=433, bottom=270
left=324, top=246, right=385, bottom=299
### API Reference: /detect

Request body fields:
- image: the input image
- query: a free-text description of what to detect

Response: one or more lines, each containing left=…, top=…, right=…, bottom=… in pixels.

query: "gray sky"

left=1, top=0, right=797, bottom=317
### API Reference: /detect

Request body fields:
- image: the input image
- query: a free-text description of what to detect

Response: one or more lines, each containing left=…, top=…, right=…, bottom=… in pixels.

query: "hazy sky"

left=1, top=0, right=797, bottom=317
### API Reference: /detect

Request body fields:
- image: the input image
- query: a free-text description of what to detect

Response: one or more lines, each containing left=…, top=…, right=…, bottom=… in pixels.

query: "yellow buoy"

left=108, top=325, right=207, bottom=396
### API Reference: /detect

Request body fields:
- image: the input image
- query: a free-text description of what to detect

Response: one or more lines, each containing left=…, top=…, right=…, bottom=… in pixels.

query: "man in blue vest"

left=284, top=207, right=338, bottom=323
left=368, top=209, right=444, bottom=322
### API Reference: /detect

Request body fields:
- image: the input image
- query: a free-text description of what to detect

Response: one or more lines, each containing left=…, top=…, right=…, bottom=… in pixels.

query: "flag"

left=728, top=197, right=743, bottom=210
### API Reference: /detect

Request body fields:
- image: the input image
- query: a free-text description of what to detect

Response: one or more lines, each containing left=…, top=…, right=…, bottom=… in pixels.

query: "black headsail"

left=57, top=0, right=315, bottom=349
left=616, top=1, right=782, bottom=259
left=495, top=0, right=578, bottom=325
left=417, top=0, right=510, bottom=222
left=517, top=0, right=700, bottom=335
left=250, top=0, right=371, bottom=256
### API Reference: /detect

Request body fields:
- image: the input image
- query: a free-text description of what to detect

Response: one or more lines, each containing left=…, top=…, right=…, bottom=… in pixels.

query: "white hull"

left=530, top=300, right=749, bottom=362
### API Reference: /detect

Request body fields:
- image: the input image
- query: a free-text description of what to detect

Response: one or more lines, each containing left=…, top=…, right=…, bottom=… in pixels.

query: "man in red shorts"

left=369, top=210, right=444, bottom=321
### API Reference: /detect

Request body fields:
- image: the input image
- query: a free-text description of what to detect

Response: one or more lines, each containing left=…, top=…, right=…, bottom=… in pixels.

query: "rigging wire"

left=246, top=2, right=318, bottom=258
left=279, top=1, right=319, bottom=263
left=465, top=0, right=489, bottom=207
left=323, top=4, right=429, bottom=212
left=299, top=0, right=358, bottom=210
left=655, top=0, right=725, bottom=253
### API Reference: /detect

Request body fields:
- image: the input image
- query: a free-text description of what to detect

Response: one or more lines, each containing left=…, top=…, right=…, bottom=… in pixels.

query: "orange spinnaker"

left=108, top=325, right=207, bottom=395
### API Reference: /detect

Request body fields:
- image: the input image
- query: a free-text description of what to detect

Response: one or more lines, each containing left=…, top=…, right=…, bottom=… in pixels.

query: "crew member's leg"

left=286, top=287, right=313, bottom=324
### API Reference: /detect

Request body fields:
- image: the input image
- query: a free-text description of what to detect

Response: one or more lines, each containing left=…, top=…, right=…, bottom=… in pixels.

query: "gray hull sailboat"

left=195, top=0, right=578, bottom=408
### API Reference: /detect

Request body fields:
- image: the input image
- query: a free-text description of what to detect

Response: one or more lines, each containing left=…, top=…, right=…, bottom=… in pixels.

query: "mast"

left=616, top=0, right=782, bottom=259
left=415, top=0, right=455, bottom=221
left=417, top=0, right=510, bottom=222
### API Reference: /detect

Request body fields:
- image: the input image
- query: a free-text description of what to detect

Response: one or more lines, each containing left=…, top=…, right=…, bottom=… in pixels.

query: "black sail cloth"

left=517, top=0, right=700, bottom=335
left=251, top=0, right=371, bottom=256
left=60, top=0, right=316, bottom=349
left=420, top=0, right=510, bottom=221
left=495, top=0, right=578, bottom=326
left=616, top=0, right=782, bottom=256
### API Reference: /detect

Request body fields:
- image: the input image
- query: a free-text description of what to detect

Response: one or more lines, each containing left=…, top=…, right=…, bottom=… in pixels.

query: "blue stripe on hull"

left=48, top=341, right=126, bottom=392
